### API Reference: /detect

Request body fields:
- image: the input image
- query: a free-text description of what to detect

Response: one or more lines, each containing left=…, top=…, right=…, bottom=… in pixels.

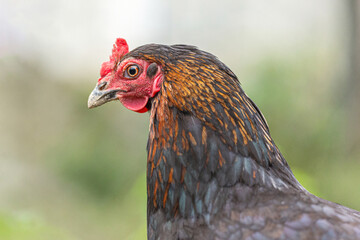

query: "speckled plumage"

left=90, top=41, right=360, bottom=240
left=123, top=44, right=360, bottom=240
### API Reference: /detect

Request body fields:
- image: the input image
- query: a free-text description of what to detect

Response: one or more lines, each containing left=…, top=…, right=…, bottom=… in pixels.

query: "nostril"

left=98, top=82, right=107, bottom=90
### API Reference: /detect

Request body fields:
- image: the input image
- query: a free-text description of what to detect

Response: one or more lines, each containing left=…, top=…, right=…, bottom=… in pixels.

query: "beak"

left=87, top=82, right=120, bottom=109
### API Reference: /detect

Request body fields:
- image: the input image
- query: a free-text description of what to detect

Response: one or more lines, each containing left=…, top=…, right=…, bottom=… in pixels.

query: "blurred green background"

left=1, top=0, right=360, bottom=239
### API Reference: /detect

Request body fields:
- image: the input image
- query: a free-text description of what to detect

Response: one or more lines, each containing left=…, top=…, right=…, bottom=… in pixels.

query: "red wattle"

left=135, top=106, right=149, bottom=113
left=120, top=96, right=149, bottom=113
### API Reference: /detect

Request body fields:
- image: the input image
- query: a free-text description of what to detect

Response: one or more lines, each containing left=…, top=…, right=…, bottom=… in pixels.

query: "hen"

left=88, top=38, right=360, bottom=240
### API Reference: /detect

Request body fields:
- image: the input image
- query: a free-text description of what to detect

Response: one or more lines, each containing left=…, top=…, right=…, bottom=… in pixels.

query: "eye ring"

left=125, top=65, right=140, bottom=78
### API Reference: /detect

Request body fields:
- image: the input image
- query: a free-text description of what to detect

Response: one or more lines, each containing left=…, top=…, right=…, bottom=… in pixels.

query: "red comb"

left=99, top=38, right=129, bottom=79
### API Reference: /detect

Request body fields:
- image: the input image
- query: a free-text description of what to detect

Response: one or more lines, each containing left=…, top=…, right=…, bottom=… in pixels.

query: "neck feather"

left=146, top=85, right=302, bottom=220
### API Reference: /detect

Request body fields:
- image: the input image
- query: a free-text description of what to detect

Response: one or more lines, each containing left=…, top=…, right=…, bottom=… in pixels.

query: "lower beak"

left=87, top=83, right=120, bottom=109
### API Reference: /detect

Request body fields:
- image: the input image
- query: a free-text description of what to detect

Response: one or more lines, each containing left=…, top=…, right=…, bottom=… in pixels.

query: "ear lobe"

left=151, top=74, right=163, bottom=97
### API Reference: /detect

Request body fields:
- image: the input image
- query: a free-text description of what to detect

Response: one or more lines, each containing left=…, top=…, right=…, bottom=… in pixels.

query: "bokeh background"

left=1, top=0, right=360, bottom=239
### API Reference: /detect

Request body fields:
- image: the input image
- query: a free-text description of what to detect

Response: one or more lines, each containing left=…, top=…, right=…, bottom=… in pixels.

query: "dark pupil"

left=129, top=66, right=137, bottom=76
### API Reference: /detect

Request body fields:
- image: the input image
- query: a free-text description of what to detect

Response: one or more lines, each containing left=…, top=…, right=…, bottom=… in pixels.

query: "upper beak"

left=87, top=82, right=120, bottom=109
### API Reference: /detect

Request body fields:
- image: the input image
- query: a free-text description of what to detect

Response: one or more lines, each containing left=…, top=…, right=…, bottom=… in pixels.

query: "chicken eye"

left=126, top=65, right=140, bottom=78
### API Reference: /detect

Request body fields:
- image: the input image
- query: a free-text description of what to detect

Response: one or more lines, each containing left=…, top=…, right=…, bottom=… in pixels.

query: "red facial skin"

left=98, top=39, right=163, bottom=113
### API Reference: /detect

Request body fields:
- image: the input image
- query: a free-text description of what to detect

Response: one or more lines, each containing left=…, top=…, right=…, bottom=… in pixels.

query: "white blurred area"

left=0, top=0, right=347, bottom=80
